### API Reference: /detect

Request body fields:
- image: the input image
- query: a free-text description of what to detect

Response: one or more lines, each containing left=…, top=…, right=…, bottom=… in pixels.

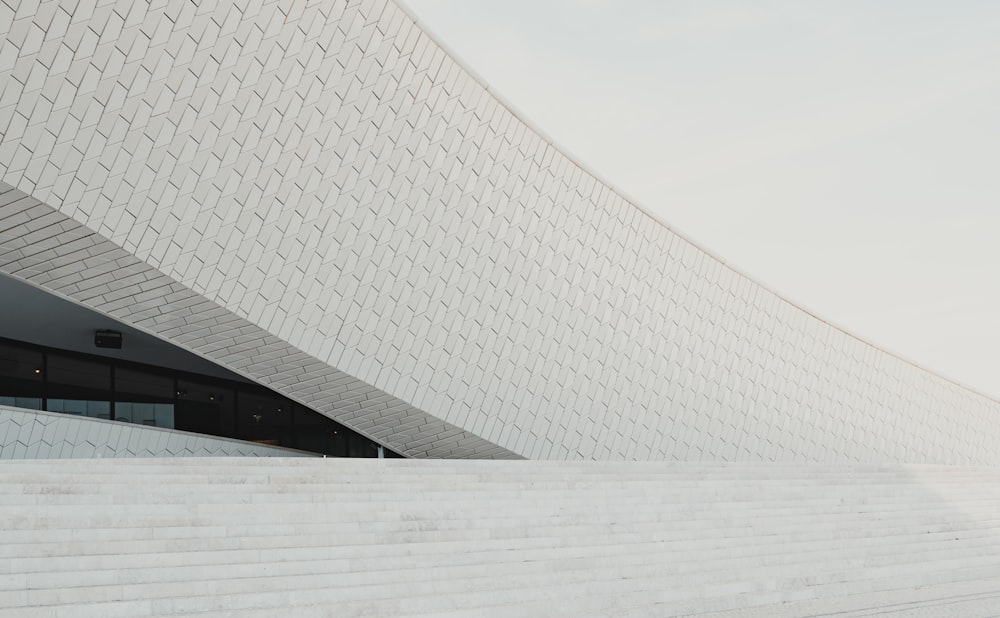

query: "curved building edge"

left=0, top=0, right=997, bottom=463
left=394, top=0, right=997, bottom=407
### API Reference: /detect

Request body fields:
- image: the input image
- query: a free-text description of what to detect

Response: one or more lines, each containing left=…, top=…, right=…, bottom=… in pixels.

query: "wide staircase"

left=2, top=458, right=1000, bottom=617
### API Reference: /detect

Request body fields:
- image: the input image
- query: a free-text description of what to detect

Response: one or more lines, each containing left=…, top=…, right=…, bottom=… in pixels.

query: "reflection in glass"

left=292, top=409, right=348, bottom=456
left=46, top=354, right=111, bottom=419
left=0, top=396, right=42, bottom=409
left=115, top=367, right=174, bottom=428
left=176, top=379, right=233, bottom=437
left=237, top=390, right=291, bottom=446
left=0, top=337, right=399, bottom=458
left=46, top=398, right=111, bottom=418
left=0, top=340, right=43, bottom=410
left=349, top=431, right=381, bottom=458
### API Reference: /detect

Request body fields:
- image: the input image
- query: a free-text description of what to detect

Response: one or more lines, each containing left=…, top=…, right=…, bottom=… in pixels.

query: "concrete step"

left=5, top=558, right=1000, bottom=617
left=4, top=509, right=997, bottom=562
left=6, top=515, right=997, bottom=570
left=6, top=523, right=998, bottom=581
left=4, top=501, right=998, bottom=544
left=2, top=458, right=999, bottom=616
left=6, top=513, right=998, bottom=579
left=5, top=537, right=1000, bottom=608
left=6, top=537, right=999, bottom=605
left=5, top=493, right=996, bottom=527
left=689, top=576, right=1000, bottom=618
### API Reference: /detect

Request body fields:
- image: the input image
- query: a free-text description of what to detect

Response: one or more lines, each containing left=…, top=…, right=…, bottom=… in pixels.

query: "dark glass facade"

left=0, top=337, right=399, bottom=458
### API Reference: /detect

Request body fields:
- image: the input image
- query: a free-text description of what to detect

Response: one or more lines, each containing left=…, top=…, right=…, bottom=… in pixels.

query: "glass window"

left=0, top=341, right=43, bottom=410
left=46, top=354, right=111, bottom=419
left=175, top=379, right=233, bottom=438
left=0, top=338, right=392, bottom=458
left=347, top=431, right=381, bottom=458
left=236, top=390, right=292, bottom=447
left=291, top=406, right=348, bottom=456
left=114, top=367, right=174, bottom=428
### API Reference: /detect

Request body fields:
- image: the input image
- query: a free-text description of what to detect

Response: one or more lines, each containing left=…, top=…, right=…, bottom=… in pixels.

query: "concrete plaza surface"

left=3, top=457, right=1000, bottom=617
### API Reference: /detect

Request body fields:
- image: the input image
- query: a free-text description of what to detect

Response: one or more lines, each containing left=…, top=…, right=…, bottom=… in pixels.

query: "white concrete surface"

left=2, top=458, right=999, bottom=616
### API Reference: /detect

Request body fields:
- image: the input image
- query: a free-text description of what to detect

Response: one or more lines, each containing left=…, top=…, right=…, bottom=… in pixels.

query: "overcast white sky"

left=404, top=0, right=1000, bottom=399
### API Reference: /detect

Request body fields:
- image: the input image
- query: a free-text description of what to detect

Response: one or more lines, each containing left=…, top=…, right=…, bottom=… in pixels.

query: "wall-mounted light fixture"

left=94, top=330, right=122, bottom=349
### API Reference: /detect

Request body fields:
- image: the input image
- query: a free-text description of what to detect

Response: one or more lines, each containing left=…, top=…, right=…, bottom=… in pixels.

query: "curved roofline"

left=394, top=0, right=999, bottom=405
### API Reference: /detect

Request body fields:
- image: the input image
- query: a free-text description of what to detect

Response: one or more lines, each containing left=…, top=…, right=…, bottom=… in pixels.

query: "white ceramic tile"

left=0, top=0, right=998, bottom=462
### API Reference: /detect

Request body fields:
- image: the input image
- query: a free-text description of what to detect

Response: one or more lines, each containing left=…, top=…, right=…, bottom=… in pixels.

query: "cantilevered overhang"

left=0, top=184, right=516, bottom=459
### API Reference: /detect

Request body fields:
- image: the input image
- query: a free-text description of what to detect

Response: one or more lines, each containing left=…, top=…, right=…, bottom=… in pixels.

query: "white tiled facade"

left=0, top=0, right=998, bottom=462
left=0, top=405, right=309, bottom=458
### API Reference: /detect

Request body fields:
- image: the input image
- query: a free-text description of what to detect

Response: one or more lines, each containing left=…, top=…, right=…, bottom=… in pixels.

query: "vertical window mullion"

left=109, top=364, right=116, bottom=421
left=41, top=349, right=48, bottom=411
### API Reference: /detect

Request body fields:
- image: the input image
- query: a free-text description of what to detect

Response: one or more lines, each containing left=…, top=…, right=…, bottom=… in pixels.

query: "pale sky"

left=404, top=0, right=1000, bottom=399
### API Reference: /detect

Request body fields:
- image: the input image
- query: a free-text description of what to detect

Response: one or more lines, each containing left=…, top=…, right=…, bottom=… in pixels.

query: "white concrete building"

left=5, top=2, right=1000, bottom=616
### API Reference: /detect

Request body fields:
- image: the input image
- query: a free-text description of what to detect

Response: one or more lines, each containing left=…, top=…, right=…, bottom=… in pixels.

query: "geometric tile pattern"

left=1, top=0, right=999, bottom=462
left=0, top=185, right=518, bottom=460
left=0, top=404, right=309, bottom=458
